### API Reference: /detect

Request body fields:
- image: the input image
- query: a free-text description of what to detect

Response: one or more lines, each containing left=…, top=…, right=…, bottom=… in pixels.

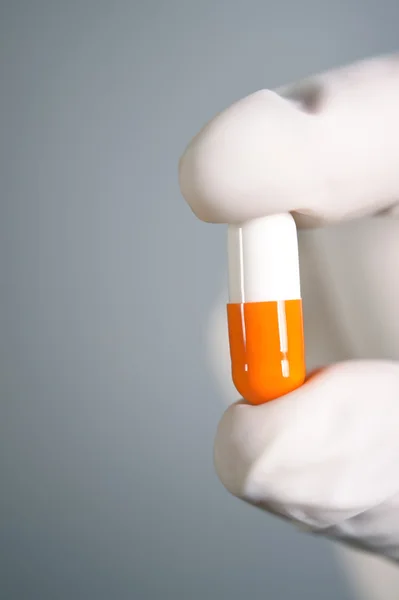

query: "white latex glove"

left=179, top=54, right=399, bottom=564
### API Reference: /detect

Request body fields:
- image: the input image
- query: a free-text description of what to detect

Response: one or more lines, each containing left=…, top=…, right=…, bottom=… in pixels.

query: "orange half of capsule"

left=227, top=299, right=305, bottom=405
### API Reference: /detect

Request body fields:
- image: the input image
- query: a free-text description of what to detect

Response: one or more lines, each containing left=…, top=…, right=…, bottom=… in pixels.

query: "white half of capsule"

left=227, top=213, right=301, bottom=303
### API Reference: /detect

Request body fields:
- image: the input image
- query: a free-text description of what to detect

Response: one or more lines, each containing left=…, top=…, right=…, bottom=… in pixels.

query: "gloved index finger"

left=179, top=54, right=399, bottom=227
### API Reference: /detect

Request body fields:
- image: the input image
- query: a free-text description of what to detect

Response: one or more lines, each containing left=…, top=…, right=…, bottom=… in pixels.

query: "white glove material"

left=214, top=361, right=399, bottom=562
left=179, top=54, right=399, bottom=226
left=179, top=54, right=399, bottom=570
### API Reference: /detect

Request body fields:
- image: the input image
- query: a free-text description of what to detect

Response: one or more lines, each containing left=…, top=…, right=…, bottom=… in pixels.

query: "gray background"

left=1, top=1, right=398, bottom=598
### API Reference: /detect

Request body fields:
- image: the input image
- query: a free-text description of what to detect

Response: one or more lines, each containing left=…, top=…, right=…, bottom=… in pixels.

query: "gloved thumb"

left=179, top=54, right=399, bottom=226
left=214, top=360, right=399, bottom=562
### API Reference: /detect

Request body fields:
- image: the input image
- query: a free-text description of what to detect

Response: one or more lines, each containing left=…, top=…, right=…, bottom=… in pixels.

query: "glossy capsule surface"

left=227, top=213, right=305, bottom=404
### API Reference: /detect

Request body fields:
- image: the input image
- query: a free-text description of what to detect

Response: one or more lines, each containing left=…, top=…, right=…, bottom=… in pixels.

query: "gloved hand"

left=178, top=54, right=399, bottom=563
